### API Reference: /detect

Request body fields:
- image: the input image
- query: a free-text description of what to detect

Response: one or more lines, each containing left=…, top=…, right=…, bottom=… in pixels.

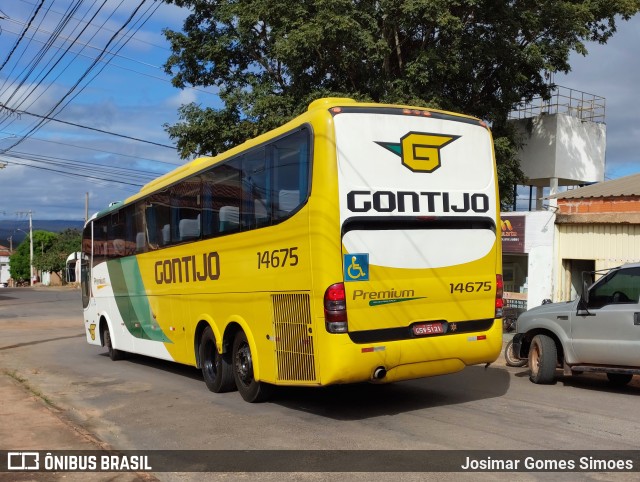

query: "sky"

left=0, top=1, right=639, bottom=225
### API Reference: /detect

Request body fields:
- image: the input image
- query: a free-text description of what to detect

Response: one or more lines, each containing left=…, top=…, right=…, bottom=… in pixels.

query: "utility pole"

left=16, top=210, right=34, bottom=286
left=29, top=211, right=33, bottom=286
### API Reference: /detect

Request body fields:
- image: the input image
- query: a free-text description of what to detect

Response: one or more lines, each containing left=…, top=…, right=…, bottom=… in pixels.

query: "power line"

left=0, top=104, right=176, bottom=149
left=9, top=148, right=164, bottom=179
left=0, top=24, right=216, bottom=96
left=1, top=14, right=162, bottom=70
left=16, top=0, right=172, bottom=54
left=1, top=152, right=147, bottom=187
left=0, top=0, right=111, bottom=115
left=0, top=0, right=45, bottom=72
left=0, top=129, right=182, bottom=166
left=0, top=0, right=167, bottom=152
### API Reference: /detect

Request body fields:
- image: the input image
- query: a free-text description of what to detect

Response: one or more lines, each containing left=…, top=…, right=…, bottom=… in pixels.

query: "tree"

left=162, top=0, right=640, bottom=207
left=34, top=229, right=81, bottom=282
left=9, top=230, right=81, bottom=284
left=9, top=231, right=57, bottom=282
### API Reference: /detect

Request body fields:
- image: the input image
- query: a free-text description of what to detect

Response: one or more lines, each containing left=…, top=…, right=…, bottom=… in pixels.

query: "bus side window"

left=136, top=233, right=146, bottom=252
left=254, top=199, right=268, bottom=227
left=242, top=148, right=270, bottom=229
left=272, top=128, right=310, bottom=221
left=212, top=160, right=242, bottom=235
left=179, top=215, right=201, bottom=240
left=161, top=224, right=171, bottom=245
left=128, top=202, right=146, bottom=254
left=201, top=173, right=218, bottom=238
left=171, top=177, right=202, bottom=244
left=219, top=206, right=239, bottom=232
left=278, top=190, right=300, bottom=216
left=93, top=218, right=108, bottom=264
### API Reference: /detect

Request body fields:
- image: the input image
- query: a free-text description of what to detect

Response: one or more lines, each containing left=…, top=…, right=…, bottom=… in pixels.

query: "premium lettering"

left=347, top=190, right=489, bottom=214
left=154, top=252, right=220, bottom=284
left=352, top=288, right=415, bottom=300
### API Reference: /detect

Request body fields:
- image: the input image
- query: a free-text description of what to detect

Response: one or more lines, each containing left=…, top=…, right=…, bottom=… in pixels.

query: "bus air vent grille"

left=272, top=293, right=316, bottom=382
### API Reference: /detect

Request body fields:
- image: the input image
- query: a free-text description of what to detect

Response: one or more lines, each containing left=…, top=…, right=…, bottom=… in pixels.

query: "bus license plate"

left=412, top=322, right=444, bottom=336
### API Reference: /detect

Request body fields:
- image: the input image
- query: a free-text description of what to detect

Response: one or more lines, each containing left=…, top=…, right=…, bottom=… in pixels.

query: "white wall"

left=0, top=259, right=9, bottom=284
left=501, top=211, right=556, bottom=309
left=511, top=113, right=605, bottom=185
left=528, top=246, right=553, bottom=308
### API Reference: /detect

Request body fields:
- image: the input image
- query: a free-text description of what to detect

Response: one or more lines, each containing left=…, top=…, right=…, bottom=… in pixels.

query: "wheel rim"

left=530, top=342, right=540, bottom=376
left=506, top=343, right=516, bottom=364
left=235, top=342, right=253, bottom=387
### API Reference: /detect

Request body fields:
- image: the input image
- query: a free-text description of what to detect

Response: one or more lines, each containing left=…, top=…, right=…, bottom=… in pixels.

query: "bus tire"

left=504, top=339, right=527, bottom=367
left=528, top=334, right=557, bottom=384
left=103, top=326, right=124, bottom=361
left=232, top=330, right=273, bottom=403
left=199, top=326, right=235, bottom=393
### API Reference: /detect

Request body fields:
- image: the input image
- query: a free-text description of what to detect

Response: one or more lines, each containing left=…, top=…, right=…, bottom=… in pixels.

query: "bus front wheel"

left=103, top=326, right=124, bottom=361
left=199, top=326, right=235, bottom=393
left=232, top=331, right=273, bottom=403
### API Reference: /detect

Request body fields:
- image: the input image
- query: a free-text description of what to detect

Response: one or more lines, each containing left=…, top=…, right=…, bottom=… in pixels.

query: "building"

left=551, top=173, right=640, bottom=301
left=503, top=86, right=606, bottom=310
left=0, top=244, right=10, bottom=285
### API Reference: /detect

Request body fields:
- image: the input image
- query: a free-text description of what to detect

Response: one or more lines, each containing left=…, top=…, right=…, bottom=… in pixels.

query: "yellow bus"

left=81, top=98, right=504, bottom=402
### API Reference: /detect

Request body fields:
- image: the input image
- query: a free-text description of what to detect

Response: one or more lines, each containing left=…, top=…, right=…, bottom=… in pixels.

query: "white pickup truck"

left=512, top=263, right=640, bottom=386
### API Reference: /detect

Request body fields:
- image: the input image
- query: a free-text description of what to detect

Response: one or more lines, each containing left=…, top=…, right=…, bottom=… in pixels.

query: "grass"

left=4, top=368, right=59, bottom=409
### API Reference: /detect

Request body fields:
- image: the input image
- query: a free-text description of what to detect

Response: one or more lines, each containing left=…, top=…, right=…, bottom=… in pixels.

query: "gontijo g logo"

left=376, top=132, right=460, bottom=173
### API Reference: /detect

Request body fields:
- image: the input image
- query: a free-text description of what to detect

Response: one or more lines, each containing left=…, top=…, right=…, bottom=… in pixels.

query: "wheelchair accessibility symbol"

left=344, top=253, right=369, bottom=281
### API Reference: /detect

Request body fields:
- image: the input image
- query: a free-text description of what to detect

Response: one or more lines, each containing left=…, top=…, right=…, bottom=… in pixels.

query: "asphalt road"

left=1, top=287, right=639, bottom=481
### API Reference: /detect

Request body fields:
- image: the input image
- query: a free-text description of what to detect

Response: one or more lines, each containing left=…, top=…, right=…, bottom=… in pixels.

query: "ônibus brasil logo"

left=376, top=132, right=460, bottom=173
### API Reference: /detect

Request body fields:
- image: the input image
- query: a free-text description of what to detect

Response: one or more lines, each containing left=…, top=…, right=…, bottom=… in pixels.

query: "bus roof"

left=123, top=98, right=484, bottom=207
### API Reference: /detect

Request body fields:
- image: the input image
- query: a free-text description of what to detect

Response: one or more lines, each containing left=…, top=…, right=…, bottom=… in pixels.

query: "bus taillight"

left=324, top=282, right=348, bottom=333
left=495, top=274, right=504, bottom=318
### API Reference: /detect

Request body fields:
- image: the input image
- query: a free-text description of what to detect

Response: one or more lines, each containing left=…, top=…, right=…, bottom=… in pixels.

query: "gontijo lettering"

left=154, top=252, right=220, bottom=284
left=347, top=190, right=489, bottom=214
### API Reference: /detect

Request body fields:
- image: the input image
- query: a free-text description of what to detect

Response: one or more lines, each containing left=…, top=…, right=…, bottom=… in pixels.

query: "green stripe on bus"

left=108, top=258, right=172, bottom=343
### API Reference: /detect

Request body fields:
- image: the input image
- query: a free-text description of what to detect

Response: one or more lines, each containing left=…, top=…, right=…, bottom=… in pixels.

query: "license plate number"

left=412, top=322, right=444, bottom=336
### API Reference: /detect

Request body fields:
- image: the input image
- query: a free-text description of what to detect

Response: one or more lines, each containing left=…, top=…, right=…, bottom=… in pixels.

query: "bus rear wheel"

left=103, top=326, right=124, bottom=361
left=232, top=331, right=273, bottom=403
left=199, top=326, right=235, bottom=393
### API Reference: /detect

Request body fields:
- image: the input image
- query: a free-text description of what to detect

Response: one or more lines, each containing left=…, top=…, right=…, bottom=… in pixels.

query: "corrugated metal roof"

left=551, top=172, right=640, bottom=199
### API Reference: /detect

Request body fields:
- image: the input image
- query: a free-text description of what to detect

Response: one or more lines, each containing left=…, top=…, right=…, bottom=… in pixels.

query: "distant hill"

left=0, top=220, right=84, bottom=247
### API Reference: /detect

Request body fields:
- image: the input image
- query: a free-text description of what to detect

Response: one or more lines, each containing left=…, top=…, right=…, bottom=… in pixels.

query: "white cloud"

left=165, top=89, right=199, bottom=109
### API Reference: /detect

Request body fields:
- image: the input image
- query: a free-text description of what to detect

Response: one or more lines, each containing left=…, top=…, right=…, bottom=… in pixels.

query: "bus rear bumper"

left=318, top=319, right=502, bottom=385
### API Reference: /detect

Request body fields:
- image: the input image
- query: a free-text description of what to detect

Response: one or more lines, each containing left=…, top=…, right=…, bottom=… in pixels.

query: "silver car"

left=512, top=263, right=640, bottom=386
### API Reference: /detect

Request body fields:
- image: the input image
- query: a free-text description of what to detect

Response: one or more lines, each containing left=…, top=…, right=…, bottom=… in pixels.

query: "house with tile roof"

left=550, top=172, right=640, bottom=300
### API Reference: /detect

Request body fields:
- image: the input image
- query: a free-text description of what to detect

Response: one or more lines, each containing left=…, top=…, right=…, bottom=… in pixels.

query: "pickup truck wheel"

left=504, top=339, right=527, bottom=367
left=528, top=334, right=557, bottom=384
left=606, top=373, right=633, bottom=387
